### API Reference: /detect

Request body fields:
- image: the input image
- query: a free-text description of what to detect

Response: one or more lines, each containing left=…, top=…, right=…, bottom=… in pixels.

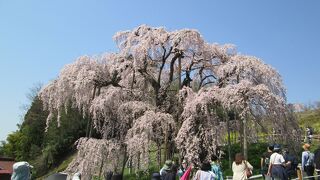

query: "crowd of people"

left=260, top=143, right=320, bottom=180
left=151, top=155, right=223, bottom=180
left=151, top=143, right=320, bottom=180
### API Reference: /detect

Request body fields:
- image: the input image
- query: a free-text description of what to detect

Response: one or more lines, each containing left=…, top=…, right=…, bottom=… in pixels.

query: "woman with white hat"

left=267, top=144, right=288, bottom=180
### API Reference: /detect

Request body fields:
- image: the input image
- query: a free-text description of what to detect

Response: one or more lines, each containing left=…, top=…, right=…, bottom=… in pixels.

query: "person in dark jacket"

left=314, top=145, right=320, bottom=180
left=163, top=164, right=178, bottom=180
left=160, top=160, right=173, bottom=179
left=283, top=148, right=298, bottom=179
left=151, top=172, right=161, bottom=180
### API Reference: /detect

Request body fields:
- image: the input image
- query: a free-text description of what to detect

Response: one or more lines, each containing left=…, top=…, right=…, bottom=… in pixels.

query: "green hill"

left=297, top=108, right=320, bottom=133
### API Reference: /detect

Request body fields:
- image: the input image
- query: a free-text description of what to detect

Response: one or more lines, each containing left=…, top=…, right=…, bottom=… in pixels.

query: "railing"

left=227, top=174, right=320, bottom=180
left=226, top=174, right=262, bottom=180
left=225, top=167, right=320, bottom=180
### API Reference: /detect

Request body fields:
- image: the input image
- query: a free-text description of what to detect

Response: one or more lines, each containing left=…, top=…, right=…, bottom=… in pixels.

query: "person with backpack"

left=261, top=145, right=273, bottom=179
left=283, top=148, right=298, bottom=179
left=160, top=160, right=173, bottom=179
left=211, top=155, right=223, bottom=180
left=302, top=143, right=315, bottom=180
left=314, top=145, right=320, bottom=180
left=163, top=164, right=178, bottom=180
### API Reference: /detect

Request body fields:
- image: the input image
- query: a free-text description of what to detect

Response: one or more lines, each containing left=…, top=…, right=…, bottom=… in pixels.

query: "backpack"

left=265, top=157, right=270, bottom=166
left=306, top=152, right=315, bottom=167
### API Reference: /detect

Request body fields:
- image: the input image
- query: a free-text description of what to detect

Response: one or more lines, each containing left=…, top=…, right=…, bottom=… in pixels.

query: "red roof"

left=0, top=159, right=15, bottom=174
left=0, top=169, right=11, bottom=174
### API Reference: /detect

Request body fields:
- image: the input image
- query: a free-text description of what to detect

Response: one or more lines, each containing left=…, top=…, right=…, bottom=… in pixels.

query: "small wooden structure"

left=0, top=157, right=15, bottom=180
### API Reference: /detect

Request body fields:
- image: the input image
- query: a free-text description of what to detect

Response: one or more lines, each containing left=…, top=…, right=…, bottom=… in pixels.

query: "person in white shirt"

left=232, top=153, right=253, bottom=180
left=193, top=161, right=216, bottom=180
left=267, top=144, right=288, bottom=180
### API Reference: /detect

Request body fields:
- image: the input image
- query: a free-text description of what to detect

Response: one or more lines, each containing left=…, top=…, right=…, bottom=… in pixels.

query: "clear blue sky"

left=1, top=0, right=320, bottom=141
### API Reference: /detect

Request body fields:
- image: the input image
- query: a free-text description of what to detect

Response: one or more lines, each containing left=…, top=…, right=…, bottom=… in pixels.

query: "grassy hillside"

left=297, top=108, right=320, bottom=133
left=36, top=152, right=76, bottom=179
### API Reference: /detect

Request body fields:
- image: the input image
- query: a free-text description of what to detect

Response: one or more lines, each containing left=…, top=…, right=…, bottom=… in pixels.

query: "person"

left=178, top=159, right=188, bottom=178
left=282, top=147, right=298, bottom=179
left=261, top=145, right=274, bottom=180
left=302, top=143, right=315, bottom=180
left=104, top=171, right=113, bottom=180
left=160, top=160, right=173, bottom=179
left=181, top=165, right=192, bottom=180
left=267, top=144, right=288, bottom=180
left=163, top=164, right=178, bottom=180
left=11, top=161, right=33, bottom=180
left=151, top=172, right=161, bottom=180
left=211, top=155, right=223, bottom=180
left=193, top=161, right=216, bottom=180
left=232, top=153, right=253, bottom=180
left=306, top=127, right=313, bottom=144
left=72, top=172, right=81, bottom=180
left=314, top=145, right=320, bottom=180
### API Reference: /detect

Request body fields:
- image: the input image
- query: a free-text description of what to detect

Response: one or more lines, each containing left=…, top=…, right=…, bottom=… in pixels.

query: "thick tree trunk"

left=86, top=86, right=97, bottom=137
left=164, top=132, right=168, bottom=162
left=178, top=57, right=181, bottom=89
left=88, top=121, right=94, bottom=138
left=157, top=143, right=161, bottom=169
left=98, top=159, right=104, bottom=179
left=226, top=115, right=232, bottom=169
left=121, top=148, right=128, bottom=178
left=243, top=118, right=248, bottom=160
left=239, top=118, right=243, bottom=151
left=128, top=159, right=132, bottom=174
left=86, top=118, right=91, bottom=137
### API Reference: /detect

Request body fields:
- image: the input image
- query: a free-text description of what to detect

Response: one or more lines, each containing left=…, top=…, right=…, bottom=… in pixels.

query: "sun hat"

left=273, top=144, right=281, bottom=150
left=162, top=160, right=173, bottom=171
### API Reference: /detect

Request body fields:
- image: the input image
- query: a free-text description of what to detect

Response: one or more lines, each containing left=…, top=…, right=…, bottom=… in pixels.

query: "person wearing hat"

left=302, top=143, right=315, bottom=180
left=160, top=160, right=173, bottom=179
left=163, top=164, right=178, bottom=180
left=267, top=144, right=288, bottom=180
left=177, top=159, right=188, bottom=178
left=11, top=161, right=33, bottom=180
